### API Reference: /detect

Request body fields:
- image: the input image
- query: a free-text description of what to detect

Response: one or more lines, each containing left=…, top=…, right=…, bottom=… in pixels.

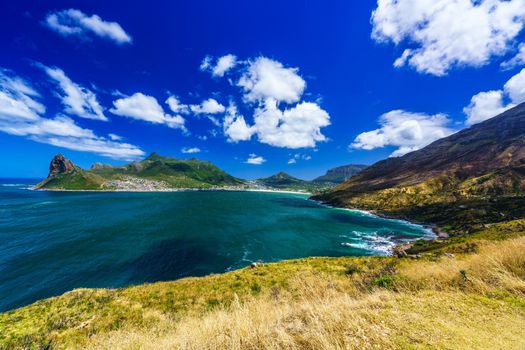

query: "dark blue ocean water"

left=0, top=178, right=433, bottom=311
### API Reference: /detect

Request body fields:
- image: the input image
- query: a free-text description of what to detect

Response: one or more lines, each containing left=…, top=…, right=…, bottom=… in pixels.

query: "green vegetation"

left=1, top=220, right=524, bottom=349
left=255, top=172, right=332, bottom=192
left=35, top=167, right=106, bottom=190
left=91, top=153, right=244, bottom=188
left=36, top=153, right=245, bottom=190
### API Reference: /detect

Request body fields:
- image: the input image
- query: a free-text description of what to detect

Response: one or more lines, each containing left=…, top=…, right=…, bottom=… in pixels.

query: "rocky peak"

left=91, top=163, right=112, bottom=171
left=49, top=154, right=75, bottom=177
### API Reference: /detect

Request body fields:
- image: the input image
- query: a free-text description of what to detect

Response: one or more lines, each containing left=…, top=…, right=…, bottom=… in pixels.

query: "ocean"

left=0, top=178, right=433, bottom=311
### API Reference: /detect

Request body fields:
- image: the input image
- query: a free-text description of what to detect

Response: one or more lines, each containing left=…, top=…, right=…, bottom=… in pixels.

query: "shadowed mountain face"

left=313, top=164, right=368, bottom=184
left=315, top=103, right=525, bottom=233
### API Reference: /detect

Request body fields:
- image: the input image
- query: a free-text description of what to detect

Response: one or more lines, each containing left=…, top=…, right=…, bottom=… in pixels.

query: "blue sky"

left=1, top=0, right=525, bottom=179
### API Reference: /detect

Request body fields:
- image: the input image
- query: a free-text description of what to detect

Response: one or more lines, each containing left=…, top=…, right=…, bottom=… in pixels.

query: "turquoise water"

left=0, top=179, right=433, bottom=311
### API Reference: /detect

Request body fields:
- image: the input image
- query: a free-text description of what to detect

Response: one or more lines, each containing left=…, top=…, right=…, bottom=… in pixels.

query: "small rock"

left=250, top=262, right=258, bottom=269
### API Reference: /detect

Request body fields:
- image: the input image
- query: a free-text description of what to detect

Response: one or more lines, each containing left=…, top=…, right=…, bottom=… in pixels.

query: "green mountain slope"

left=314, top=103, right=525, bottom=233
left=35, top=153, right=244, bottom=190
left=256, top=172, right=309, bottom=189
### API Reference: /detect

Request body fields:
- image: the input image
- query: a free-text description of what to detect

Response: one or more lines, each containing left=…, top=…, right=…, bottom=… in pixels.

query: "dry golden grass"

left=84, top=237, right=525, bottom=350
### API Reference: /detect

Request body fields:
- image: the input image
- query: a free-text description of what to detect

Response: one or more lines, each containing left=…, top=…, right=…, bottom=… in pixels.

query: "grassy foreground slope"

left=1, top=220, right=524, bottom=349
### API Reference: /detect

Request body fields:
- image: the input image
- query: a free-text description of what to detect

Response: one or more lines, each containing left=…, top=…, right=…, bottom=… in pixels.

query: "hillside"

left=313, top=164, right=367, bottom=184
left=35, top=153, right=245, bottom=190
left=255, top=172, right=331, bottom=192
left=256, top=172, right=309, bottom=189
left=315, top=103, right=525, bottom=233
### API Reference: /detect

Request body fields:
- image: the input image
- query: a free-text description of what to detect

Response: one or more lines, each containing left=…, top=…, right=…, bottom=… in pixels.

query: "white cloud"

left=238, top=57, right=306, bottom=104
left=464, top=68, right=525, bottom=125
left=0, top=69, right=143, bottom=160
left=190, top=98, right=226, bottom=114
left=501, top=43, right=525, bottom=70
left=351, top=110, right=455, bottom=157
left=504, top=68, right=525, bottom=103
left=288, top=153, right=311, bottom=164
left=245, top=153, right=266, bottom=165
left=0, top=69, right=44, bottom=122
left=166, top=96, right=190, bottom=115
left=202, top=54, right=330, bottom=149
left=251, top=99, right=330, bottom=148
left=200, top=54, right=238, bottom=77
left=43, top=65, right=107, bottom=121
left=371, top=0, right=525, bottom=76
left=45, top=9, right=132, bottom=44
left=464, top=90, right=512, bottom=126
left=200, top=56, right=212, bottom=71
left=223, top=103, right=254, bottom=142
left=181, top=147, right=201, bottom=154
left=110, top=92, right=186, bottom=131
left=108, top=133, right=123, bottom=141
left=213, top=54, right=237, bottom=77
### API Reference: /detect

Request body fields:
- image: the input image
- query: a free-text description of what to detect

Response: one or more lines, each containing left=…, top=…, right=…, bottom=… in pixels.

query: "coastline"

left=33, top=187, right=312, bottom=196
left=310, top=198, right=441, bottom=251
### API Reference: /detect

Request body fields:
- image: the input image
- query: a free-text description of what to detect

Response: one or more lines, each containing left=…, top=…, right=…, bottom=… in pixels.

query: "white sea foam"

left=340, top=230, right=400, bottom=255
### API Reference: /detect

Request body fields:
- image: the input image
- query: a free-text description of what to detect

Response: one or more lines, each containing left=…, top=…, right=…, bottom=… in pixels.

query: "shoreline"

left=32, top=187, right=312, bottom=196
left=310, top=198, right=441, bottom=248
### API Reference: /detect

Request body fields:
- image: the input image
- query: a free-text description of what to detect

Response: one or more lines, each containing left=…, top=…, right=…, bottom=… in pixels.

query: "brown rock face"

left=49, top=154, right=75, bottom=177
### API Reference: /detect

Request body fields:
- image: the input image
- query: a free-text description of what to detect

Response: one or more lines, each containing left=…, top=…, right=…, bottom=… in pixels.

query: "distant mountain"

left=313, top=164, right=367, bottom=184
left=256, top=172, right=310, bottom=189
left=35, top=153, right=244, bottom=190
left=315, top=103, right=525, bottom=232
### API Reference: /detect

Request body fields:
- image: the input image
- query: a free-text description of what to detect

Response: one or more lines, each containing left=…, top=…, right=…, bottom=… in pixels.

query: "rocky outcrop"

left=49, top=155, right=75, bottom=177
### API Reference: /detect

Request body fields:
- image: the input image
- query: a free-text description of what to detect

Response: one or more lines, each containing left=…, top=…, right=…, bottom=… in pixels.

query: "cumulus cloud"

left=464, top=68, right=525, bottom=125
left=251, top=99, right=330, bottom=148
left=245, top=153, right=266, bottom=165
left=501, top=43, right=525, bottom=70
left=200, top=54, right=238, bottom=77
left=464, top=91, right=511, bottom=126
left=238, top=57, right=306, bottom=103
left=181, top=147, right=201, bottom=154
left=287, top=158, right=297, bottom=164
left=45, top=9, right=132, bottom=44
left=0, top=69, right=144, bottom=160
left=110, top=93, right=186, bottom=131
left=42, top=65, right=107, bottom=121
left=190, top=98, right=226, bottom=114
left=213, top=54, right=237, bottom=77
left=223, top=104, right=254, bottom=142
left=371, top=0, right=525, bottom=75
left=201, top=54, right=330, bottom=149
left=351, top=110, right=455, bottom=157
left=166, top=96, right=190, bottom=115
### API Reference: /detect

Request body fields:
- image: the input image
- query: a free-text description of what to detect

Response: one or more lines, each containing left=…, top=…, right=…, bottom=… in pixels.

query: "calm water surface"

left=0, top=178, right=433, bottom=311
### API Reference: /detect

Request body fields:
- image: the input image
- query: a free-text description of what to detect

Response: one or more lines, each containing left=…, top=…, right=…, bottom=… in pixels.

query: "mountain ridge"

left=312, top=164, right=367, bottom=184
left=314, top=103, right=525, bottom=233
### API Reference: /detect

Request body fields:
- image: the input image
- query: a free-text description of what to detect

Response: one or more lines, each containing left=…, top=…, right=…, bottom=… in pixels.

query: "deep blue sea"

left=0, top=178, right=433, bottom=311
